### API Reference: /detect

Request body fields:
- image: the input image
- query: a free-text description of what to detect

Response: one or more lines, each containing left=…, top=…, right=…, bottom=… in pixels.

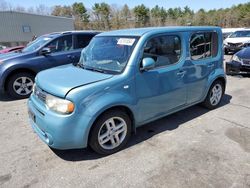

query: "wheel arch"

left=203, top=74, right=226, bottom=102
left=4, top=68, right=36, bottom=91
left=214, top=76, right=226, bottom=89
left=87, top=104, right=136, bottom=146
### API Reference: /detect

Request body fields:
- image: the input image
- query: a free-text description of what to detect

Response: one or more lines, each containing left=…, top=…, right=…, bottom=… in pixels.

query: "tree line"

left=1, top=0, right=250, bottom=30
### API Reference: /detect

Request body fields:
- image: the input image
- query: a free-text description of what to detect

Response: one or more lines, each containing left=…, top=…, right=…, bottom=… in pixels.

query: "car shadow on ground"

left=52, top=94, right=232, bottom=161
left=0, top=92, right=23, bottom=101
left=0, top=92, right=13, bottom=101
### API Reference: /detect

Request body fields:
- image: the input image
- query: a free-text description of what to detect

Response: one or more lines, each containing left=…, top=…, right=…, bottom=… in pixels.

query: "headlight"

left=232, top=55, right=242, bottom=64
left=223, top=41, right=228, bottom=46
left=45, top=94, right=74, bottom=114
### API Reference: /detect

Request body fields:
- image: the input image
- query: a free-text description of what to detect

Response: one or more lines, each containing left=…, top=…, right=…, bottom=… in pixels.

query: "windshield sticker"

left=117, top=38, right=135, bottom=46
left=44, top=38, right=51, bottom=41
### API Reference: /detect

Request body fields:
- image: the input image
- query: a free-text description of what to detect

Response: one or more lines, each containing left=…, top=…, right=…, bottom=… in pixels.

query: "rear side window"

left=143, top=35, right=181, bottom=68
left=190, top=32, right=218, bottom=60
left=75, top=34, right=95, bottom=49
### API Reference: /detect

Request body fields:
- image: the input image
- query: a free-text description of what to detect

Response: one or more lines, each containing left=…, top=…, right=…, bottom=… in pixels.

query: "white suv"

left=224, top=29, right=250, bottom=54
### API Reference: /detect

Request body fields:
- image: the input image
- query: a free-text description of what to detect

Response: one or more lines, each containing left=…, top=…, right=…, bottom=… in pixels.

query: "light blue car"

left=28, top=27, right=226, bottom=155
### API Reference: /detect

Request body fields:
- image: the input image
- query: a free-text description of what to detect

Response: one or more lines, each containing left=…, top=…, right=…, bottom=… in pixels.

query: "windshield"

left=79, top=36, right=138, bottom=74
left=229, top=30, right=250, bottom=38
left=22, top=35, right=54, bottom=53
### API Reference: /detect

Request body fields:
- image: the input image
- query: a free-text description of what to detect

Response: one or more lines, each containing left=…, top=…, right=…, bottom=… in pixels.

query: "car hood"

left=236, top=47, right=250, bottom=59
left=225, top=37, right=250, bottom=44
left=36, top=64, right=113, bottom=98
left=0, top=51, right=31, bottom=62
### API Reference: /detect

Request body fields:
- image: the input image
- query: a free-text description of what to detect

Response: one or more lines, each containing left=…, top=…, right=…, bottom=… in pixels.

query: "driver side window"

left=45, top=35, right=73, bottom=53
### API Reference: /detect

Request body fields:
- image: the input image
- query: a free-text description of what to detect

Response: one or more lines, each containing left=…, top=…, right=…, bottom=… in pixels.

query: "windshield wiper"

left=76, top=62, right=84, bottom=68
left=77, top=63, right=105, bottom=73
left=85, top=66, right=106, bottom=73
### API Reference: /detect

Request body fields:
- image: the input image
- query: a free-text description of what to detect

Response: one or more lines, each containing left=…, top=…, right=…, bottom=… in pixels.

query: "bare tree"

left=27, top=7, right=35, bottom=14
left=36, top=4, right=51, bottom=15
left=14, top=5, right=25, bottom=12
left=0, top=0, right=12, bottom=11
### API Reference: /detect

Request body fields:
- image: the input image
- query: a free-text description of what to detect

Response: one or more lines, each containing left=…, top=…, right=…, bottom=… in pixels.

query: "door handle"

left=208, top=63, right=214, bottom=68
left=67, top=55, right=75, bottom=59
left=176, top=70, right=186, bottom=77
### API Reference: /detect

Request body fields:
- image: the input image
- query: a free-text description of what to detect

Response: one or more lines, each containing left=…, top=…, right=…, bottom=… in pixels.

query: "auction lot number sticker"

left=117, top=38, right=135, bottom=46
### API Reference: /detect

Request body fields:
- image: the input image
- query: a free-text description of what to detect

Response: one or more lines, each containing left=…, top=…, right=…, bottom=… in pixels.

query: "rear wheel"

left=6, top=72, right=34, bottom=99
left=89, top=110, right=131, bottom=155
left=202, top=80, right=225, bottom=110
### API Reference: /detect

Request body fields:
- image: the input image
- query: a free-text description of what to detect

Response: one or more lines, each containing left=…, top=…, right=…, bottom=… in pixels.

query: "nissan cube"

left=28, top=27, right=226, bottom=155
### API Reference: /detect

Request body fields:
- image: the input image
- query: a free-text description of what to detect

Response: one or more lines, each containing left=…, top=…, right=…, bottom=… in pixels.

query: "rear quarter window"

left=75, top=34, right=95, bottom=49
left=190, top=32, right=218, bottom=60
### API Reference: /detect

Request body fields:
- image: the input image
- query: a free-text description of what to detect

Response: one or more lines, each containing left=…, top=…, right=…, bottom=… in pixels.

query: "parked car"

left=0, top=45, right=6, bottom=50
left=226, top=47, right=250, bottom=75
left=28, top=27, right=226, bottom=155
left=222, top=28, right=245, bottom=39
left=224, top=29, right=250, bottom=54
left=0, top=45, right=25, bottom=54
left=0, top=31, right=99, bottom=98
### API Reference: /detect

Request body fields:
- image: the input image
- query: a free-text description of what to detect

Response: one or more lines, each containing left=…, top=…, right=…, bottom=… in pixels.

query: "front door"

left=135, top=34, right=187, bottom=124
left=33, top=34, right=79, bottom=71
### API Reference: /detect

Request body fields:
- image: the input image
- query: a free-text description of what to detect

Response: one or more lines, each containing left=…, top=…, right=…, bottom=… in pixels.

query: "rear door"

left=186, top=31, right=219, bottom=104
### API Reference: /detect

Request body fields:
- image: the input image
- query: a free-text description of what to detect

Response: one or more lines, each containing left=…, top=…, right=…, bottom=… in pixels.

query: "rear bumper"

left=226, top=61, right=250, bottom=74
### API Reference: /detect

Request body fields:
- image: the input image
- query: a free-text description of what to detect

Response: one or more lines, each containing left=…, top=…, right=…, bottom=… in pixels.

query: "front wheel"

left=89, top=110, right=131, bottom=155
left=202, top=80, right=225, bottom=110
left=6, top=72, right=34, bottom=99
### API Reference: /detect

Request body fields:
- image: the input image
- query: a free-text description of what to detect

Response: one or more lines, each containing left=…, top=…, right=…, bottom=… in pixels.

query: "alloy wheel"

left=209, top=83, right=223, bottom=106
left=13, top=77, right=34, bottom=96
left=98, top=117, right=127, bottom=150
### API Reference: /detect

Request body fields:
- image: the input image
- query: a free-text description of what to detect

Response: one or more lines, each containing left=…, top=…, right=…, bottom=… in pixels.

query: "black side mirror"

left=40, top=47, right=51, bottom=55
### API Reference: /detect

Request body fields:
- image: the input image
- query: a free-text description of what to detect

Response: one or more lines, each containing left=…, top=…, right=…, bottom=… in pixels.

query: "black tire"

left=89, top=110, right=131, bottom=155
left=6, top=72, right=35, bottom=99
left=202, top=80, right=225, bottom=110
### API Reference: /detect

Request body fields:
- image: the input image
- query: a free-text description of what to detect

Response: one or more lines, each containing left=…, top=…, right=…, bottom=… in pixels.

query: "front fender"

left=0, top=62, right=37, bottom=91
left=84, top=92, right=136, bottom=117
left=72, top=91, right=136, bottom=148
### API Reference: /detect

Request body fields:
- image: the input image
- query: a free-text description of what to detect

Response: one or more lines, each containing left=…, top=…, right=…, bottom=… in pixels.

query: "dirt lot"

left=0, top=55, right=249, bottom=188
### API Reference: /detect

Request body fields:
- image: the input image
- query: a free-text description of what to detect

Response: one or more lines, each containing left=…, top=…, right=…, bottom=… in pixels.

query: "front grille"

left=242, top=59, right=250, bottom=65
left=34, top=85, right=47, bottom=103
left=228, top=43, right=242, bottom=47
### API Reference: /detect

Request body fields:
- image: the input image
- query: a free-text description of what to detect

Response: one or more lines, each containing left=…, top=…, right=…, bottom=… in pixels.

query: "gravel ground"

left=0, top=55, right=249, bottom=188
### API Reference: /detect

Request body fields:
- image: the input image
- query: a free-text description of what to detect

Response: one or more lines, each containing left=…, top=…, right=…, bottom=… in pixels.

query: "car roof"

left=42, top=30, right=101, bottom=38
left=98, top=26, right=221, bottom=37
left=234, top=29, right=250, bottom=32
